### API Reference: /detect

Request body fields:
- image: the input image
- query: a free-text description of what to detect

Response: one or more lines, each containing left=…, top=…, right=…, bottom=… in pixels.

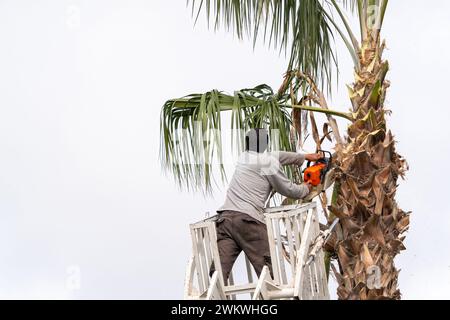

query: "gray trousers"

left=211, top=211, right=273, bottom=282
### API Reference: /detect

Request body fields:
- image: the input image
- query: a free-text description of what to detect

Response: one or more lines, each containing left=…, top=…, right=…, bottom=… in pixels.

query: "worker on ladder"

left=211, top=128, right=324, bottom=282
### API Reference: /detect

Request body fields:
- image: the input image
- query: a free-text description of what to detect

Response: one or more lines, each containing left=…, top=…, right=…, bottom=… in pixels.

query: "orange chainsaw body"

left=303, top=150, right=332, bottom=187
left=303, top=162, right=327, bottom=186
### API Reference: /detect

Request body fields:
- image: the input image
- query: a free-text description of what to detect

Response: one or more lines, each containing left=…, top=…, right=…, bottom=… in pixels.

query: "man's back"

left=218, top=151, right=309, bottom=223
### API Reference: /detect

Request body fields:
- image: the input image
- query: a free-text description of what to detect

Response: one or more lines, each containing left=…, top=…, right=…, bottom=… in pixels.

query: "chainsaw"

left=303, top=150, right=333, bottom=187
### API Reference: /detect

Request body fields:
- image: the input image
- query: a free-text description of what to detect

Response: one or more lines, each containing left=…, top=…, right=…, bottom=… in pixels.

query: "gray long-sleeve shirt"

left=217, top=151, right=309, bottom=223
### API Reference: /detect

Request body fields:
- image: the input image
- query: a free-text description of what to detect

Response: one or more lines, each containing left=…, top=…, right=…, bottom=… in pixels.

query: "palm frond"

left=160, top=85, right=293, bottom=193
left=337, top=0, right=358, bottom=12
left=188, top=0, right=339, bottom=91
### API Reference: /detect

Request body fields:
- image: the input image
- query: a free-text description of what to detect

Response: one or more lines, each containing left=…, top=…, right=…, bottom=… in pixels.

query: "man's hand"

left=303, top=181, right=313, bottom=192
left=305, top=152, right=324, bottom=162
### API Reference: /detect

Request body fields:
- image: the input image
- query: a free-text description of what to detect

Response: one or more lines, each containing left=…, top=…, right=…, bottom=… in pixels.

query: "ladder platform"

left=184, top=202, right=330, bottom=300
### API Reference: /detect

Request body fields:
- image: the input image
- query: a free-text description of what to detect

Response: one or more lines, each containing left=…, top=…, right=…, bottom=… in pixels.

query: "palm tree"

left=159, top=0, right=409, bottom=300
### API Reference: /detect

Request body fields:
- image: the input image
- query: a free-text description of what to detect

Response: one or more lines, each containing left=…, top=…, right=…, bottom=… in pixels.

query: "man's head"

left=245, top=128, right=269, bottom=153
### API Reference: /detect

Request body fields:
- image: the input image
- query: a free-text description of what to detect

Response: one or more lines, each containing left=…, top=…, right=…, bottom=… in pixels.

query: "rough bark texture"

left=331, top=33, right=410, bottom=300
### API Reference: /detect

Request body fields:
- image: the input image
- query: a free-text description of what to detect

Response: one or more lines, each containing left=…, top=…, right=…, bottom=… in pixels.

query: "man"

left=212, top=128, right=323, bottom=282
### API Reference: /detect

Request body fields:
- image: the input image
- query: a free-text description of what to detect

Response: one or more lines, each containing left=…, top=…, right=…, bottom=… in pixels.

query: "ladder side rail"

left=252, top=266, right=271, bottom=300
left=244, top=255, right=254, bottom=299
left=184, top=256, right=196, bottom=299
left=265, top=215, right=281, bottom=285
left=273, top=216, right=288, bottom=285
left=311, top=205, right=329, bottom=299
left=196, top=228, right=210, bottom=292
left=311, top=205, right=330, bottom=299
left=227, top=271, right=236, bottom=300
left=206, top=271, right=227, bottom=300
left=190, top=225, right=206, bottom=293
left=293, top=206, right=315, bottom=298
left=207, top=222, right=226, bottom=292
left=284, top=216, right=296, bottom=283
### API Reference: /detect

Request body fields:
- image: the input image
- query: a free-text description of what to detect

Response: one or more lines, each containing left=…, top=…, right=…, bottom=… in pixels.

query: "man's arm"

left=266, top=167, right=311, bottom=199
left=276, top=151, right=325, bottom=166
left=277, top=151, right=305, bottom=166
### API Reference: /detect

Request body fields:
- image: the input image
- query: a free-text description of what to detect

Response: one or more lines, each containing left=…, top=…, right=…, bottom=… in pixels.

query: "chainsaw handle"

left=303, top=150, right=332, bottom=174
left=319, top=150, right=332, bottom=160
left=304, top=150, right=331, bottom=167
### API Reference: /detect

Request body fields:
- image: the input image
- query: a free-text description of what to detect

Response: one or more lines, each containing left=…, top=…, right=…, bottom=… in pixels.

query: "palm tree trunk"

left=331, top=32, right=410, bottom=300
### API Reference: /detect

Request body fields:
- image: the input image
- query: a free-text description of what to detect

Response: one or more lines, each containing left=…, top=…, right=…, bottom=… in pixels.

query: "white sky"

left=0, top=0, right=449, bottom=299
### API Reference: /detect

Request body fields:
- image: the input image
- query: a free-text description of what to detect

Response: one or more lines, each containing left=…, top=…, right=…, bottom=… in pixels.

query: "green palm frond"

left=160, top=85, right=293, bottom=193
left=189, top=0, right=339, bottom=91
left=339, top=0, right=358, bottom=11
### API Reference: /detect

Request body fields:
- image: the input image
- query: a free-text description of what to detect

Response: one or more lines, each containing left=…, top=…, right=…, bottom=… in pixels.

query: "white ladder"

left=184, top=202, right=330, bottom=300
